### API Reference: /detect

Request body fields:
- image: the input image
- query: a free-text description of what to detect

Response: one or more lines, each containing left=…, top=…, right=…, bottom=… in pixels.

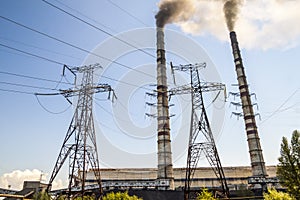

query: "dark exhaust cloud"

left=156, top=0, right=242, bottom=30
left=155, top=0, right=194, bottom=28
left=223, top=0, right=242, bottom=31
left=156, top=0, right=300, bottom=49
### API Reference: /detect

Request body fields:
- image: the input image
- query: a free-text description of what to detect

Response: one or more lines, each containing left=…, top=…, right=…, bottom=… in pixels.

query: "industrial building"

left=86, top=166, right=280, bottom=191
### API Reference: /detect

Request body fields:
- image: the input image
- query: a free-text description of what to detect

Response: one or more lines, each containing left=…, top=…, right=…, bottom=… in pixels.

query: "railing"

left=49, top=179, right=170, bottom=195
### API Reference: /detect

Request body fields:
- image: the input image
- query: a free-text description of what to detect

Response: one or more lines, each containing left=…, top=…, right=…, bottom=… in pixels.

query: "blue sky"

left=0, top=0, right=300, bottom=189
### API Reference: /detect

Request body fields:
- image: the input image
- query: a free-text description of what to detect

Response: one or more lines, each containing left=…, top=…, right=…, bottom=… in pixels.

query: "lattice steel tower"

left=46, top=64, right=115, bottom=198
left=169, top=63, right=229, bottom=199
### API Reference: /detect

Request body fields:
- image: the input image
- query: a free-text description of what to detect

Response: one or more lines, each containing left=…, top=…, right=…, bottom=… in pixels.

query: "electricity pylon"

left=169, top=63, right=229, bottom=199
left=42, top=64, right=115, bottom=198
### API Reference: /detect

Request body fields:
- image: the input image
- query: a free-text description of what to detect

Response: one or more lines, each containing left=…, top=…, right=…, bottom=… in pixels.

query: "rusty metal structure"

left=156, top=27, right=175, bottom=189
left=229, top=31, right=268, bottom=185
left=44, top=64, right=115, bottom=198
left=169, top=63, right=229, bottom=199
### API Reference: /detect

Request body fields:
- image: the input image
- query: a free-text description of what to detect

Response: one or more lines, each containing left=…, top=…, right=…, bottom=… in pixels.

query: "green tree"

left=277, top=130, right=300, bottom=199
left=196, top=188, right=216, bottom=200
left=264, top=188, right=295, bottom=200
left=33, top=191, right=51, bottom=200
left=103, top=191, right=142, bottom=200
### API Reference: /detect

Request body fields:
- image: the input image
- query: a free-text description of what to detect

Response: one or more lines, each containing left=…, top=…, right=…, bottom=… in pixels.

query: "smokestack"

left=156, top=27, right=174, bottom=189
left=229, top=31, right=267, bottom=179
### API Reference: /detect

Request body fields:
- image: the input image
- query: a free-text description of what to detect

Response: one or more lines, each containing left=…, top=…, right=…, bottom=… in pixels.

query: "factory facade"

left=86, top=166, right=280, bottom=191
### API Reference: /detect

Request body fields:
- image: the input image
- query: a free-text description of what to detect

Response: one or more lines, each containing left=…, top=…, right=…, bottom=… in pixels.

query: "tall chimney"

left=156, top=27, right=174, bottom=189
left=229, top=31, right=267, bottom=179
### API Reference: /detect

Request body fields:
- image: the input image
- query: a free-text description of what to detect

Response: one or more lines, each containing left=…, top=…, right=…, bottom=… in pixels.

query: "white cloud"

left=174, top=0, right=300, bottom=50
left=51, top=179, right=68, bottom=190
left=0, top=169, right=42, bottom=190
left=0, top=169, right=67, bottom=191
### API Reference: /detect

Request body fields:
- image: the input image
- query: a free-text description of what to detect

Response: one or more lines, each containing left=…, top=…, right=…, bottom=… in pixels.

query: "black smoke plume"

left=155, top=0, right=194, bottom=28
left=223, top=0, right=242, bottom=31
left=155, top=0, right=242, bottom=31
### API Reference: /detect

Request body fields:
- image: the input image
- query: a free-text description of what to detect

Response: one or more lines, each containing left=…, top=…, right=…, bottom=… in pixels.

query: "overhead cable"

left=0, top=43, right=65, bottom=65
left=0, top=70, right=74, bottom=86
left=41, top=0, right=155, bottom=59
left=105, top=0, right=149, bottom=26
left=0, top=15, right=155, bottom=78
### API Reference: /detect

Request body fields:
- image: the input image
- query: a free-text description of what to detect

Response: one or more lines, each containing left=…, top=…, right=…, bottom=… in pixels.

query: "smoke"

left=155, top=0, right=242, bottom=30
left=156, top=0, right=300, bottom=50
left=223, top=0, right=242, bottom=31
left=155, top=0, right=195, bottom=28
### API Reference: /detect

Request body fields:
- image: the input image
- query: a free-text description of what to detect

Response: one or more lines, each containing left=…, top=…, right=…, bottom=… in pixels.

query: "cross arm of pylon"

left=35, top=83, right=117, bottom=104
left=93, top=84, right=117, bottom=102
left=145, top=113, right=157, bottom=118
left=69, top=63, right=102, bottom=73
left=170, top=62, right=206, bottom=72
left=170, top=62, right=207, bottom=85
left=199, top=82, right=225, bottom=92
left=169, top=84, right=191, bottom=98
left=169, top=82, right=225, bottom=99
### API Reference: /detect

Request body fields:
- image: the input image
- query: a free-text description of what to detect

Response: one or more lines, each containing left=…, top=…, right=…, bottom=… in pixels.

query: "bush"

left=196, top=189, right=216, bottom=200
left=33, top=191, right=51, bottom=200
left=103, top=191, right=142, bottom=200
left=263, top=189, right=295, bottom=200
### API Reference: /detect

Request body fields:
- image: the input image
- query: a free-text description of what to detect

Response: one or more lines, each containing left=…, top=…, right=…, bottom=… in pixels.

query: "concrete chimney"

left=156, top=27, right=174, bottom=189
left=229, top=31, right=267, bottom=178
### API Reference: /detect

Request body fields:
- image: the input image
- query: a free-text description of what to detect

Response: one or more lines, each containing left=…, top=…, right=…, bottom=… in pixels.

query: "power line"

left=0, top=15, right=155, bottom=79
left=0, top=43, right=65, bottom=65
left=0, top=40, right=155, bottom=92
left=52, top=0, right=118, bottom=34
left=0, top=36, right=81, bottom=61
left=46, top=0, right=171, bottom=76
left=0, top=88, right=35, bottom=95
left=94, top=98, right=132, bottom=124
left=0, top=48, right=31, bottom=57
left=0, top=70, right=74, bottom=86
left=105, top=0, right=149, bottom=27
left=97, top=74, right=153, bottom=92
left=41, top=0, right=155, bottom=59
left=49, top=0, right=151, bottom=60
left=35, top=94, right=71, bottom=114
left=95, top=99, right=155, bottom=140
left=0, top=15, right=102, bottom=60
left=0, top=41, right=156, bottom=92
left=259, top=88, right=299, bottom=125
left=0, top=80, right=61, bottom=91
left=0, top=68, right=153, bottom=92
left=0, top=66, right=154, bottom=93
left=0, top=15, right=82, bottom=53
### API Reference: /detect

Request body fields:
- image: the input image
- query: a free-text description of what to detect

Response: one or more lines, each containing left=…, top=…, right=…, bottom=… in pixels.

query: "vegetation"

left=196, top=188, right=216, bottom=200
left=103, top=191, right=142, bottom=200
left=277, top=130, right=300, bottom=199
left=73, top=195, right=96, bottom=200
left=55, top=194, right=97, bottom=200
left=33, top=191, right=51, bottom=200
left=234, top=184, right=254, bottom=197
left=56, top=195, right=67, bottom=200
left=263, top=188, right=295, bottom=200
